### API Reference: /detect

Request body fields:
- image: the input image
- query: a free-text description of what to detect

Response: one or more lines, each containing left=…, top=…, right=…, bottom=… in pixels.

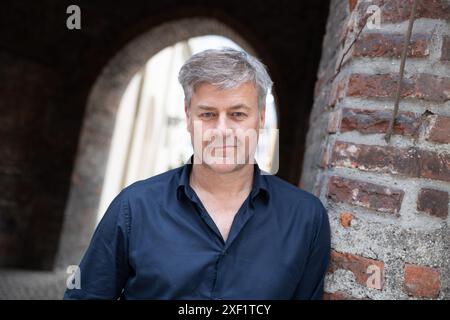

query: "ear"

left=259, top=104, right=266, bottom=128
left=184, top=102, right=191, bottom=132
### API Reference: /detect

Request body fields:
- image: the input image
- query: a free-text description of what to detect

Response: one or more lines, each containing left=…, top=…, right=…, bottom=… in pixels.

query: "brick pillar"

left=302, top=0, right=450, bottom=299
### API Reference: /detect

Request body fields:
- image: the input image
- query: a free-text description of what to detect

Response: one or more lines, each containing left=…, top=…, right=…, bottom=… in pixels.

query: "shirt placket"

left=190, top=192, right=257, bottom=299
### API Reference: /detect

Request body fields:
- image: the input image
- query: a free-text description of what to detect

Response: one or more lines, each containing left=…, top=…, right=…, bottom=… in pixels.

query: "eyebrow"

left=197, top=104, right=251, bottom=111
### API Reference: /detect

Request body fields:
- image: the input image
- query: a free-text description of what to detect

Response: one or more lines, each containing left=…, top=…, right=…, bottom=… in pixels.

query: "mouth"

left=214, top=145, right=237, bottom=149
left=212, top=146, right=238, bottom=157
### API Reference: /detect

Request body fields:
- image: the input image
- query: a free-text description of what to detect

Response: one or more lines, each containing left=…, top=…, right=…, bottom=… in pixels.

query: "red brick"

left=417, top=188, right=449, bottom=219
left=414, top=74, right=450, bottom=103
left=419, top=151, right=450, bottom=182
left=442, top=36, right=450, bottom=61
left=327, top=176, right=404, bottom=215
left=323, top=291, right=362, bottom=300
left=353, top=33, right=429, bottom=58
left=346, top=74, right=403, bottom=99
left=331, top=141, right=419, bottom=177
left=329, top=250, right=384, bottom=289
left=404, top=264, right=440, bottom=298
left=359, top=0, right=450, bottom=23
left=340, top=212, right=353, bottom=228
left=348, top=0, right=358, bottom=12
left=327, top=110, right=342, bottom=133
left=425, top=115, right=450, bottom=144
left=328, top=75, right=348, bottom=108
left=340, top=108, right=420, bottom=137
left=330, top=141, right=450, bottom=183
left=320, top=144, right=331, bottom=169
left=346, top=73, right=450, bottom=103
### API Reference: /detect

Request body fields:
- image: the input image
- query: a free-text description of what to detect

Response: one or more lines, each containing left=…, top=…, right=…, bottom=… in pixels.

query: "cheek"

left=187, top=116, right=202, bottom=134
left=246, top=116, right=261, bottom=131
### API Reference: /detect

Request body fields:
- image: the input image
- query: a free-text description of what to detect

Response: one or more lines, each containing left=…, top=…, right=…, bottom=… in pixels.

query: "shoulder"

left=264, top=174, right=327, bottom=222
left=116, top=166, right=182, bottom=202
left=265, top=175, right=324, bottom=207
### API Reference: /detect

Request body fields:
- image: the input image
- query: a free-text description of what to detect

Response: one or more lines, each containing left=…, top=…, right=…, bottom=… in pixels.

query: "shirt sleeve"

left=291, top=198, right=331, bottom=300
left=63, top=191, right=131, bottom=300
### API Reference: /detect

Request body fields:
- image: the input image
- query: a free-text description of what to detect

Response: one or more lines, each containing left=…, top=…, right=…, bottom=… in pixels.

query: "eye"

left=200, top=112, right=216, bottom=119
left=231, top=112, right=247, bottom=119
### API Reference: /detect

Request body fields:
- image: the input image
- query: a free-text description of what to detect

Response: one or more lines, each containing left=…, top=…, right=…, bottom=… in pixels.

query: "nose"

left=215, top=112, right=236, bottom=133
left=215, top=113, right=234, bottom=145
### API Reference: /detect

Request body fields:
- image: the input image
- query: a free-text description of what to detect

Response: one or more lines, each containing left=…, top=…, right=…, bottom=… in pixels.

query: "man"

left=64, top=48, right=330, bottom=300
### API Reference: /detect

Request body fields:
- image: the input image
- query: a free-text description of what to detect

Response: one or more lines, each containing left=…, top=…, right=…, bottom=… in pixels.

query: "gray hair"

left=178, top=47, right=273, bottom=110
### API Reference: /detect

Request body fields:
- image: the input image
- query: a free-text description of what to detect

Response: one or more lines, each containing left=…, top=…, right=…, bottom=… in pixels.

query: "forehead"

left=191, top=82, right=258, bottom=108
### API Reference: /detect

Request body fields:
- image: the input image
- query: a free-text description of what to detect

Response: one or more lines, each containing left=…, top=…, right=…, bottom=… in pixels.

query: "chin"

left=204, top=160, right=246, bottom=174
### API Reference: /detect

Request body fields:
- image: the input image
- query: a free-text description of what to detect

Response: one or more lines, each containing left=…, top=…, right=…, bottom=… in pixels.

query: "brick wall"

left=302, top=0, right=450, bottom=299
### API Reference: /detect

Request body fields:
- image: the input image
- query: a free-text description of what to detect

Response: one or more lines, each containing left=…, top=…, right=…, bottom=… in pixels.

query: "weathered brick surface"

left=323, top=290, right=364, bottom=300
left=404, top=264, right=441, bottom=298
left=331, top=141, right=417, bottom=176
left=329, top=250, right=384, bottom=289
left=420, top=150, right=450, bottom=182
left=442, top=36, right=450, bottom=61
left=348, top=0, right=358, bottom=12
left=327, top=176, right=404, bottom=214
left=417, top=188, right=449, bottom=219
left=330, top=141, right=450, bottom=183
left=327, top=110, right=342, bottom=134
left=304, top=0, right=450, bottom=301
left=339, top=108, right=421, bottom=137
left=358, top=0, right=450, bottom=23
left=353, top=33, right=430, bottom=58
left=425, top=115, right=450, bottom=144
left=346, top=73, right=450, bottom=103
left=340, top=211, right=353, bottom=228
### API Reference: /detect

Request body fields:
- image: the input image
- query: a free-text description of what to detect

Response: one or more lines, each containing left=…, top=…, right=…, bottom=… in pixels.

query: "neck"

left=189, top=163, right=254, bottom=200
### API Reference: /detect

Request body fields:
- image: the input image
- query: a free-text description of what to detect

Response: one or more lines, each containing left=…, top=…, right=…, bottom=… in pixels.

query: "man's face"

left=185, top=82, right=265, bottom=174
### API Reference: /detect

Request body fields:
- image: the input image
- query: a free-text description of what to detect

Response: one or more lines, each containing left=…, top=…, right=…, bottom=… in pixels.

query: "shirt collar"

left=176, top=155, right=270, bottom=203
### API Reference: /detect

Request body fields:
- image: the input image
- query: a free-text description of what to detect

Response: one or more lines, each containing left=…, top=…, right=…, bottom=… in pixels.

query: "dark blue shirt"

left=64, top=160, right=330, bottom=300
